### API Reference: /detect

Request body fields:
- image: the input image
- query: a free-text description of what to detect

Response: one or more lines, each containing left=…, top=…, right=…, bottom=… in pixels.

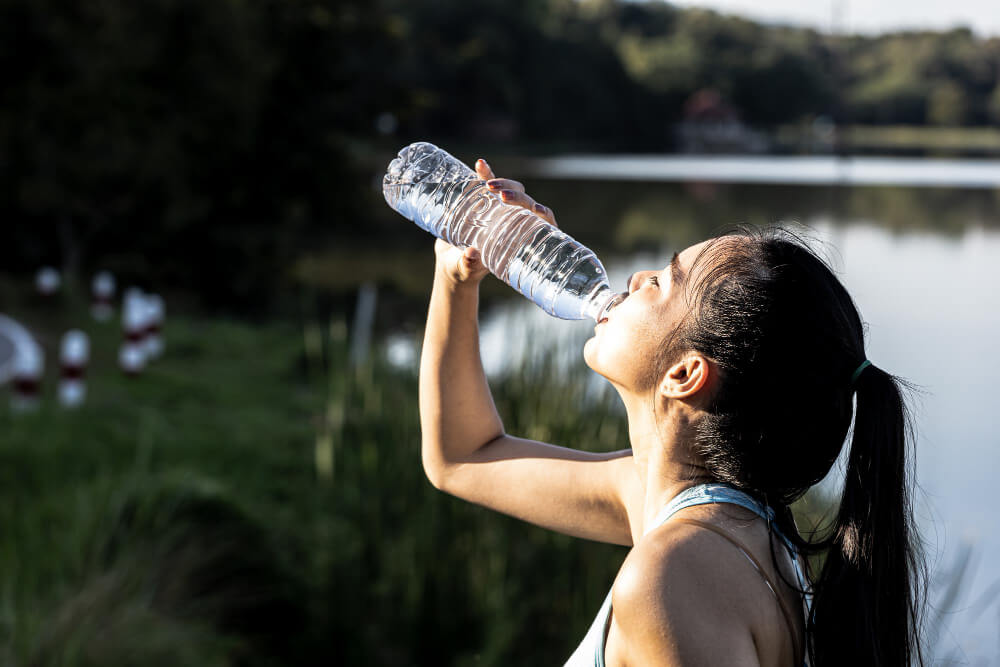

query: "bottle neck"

left=585, top=287, right=624, bottom=322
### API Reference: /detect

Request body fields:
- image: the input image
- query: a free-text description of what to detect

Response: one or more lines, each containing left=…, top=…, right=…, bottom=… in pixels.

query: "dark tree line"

left=0, top=0, right=400, bottom=310
left=390, top=1, right=1000, bottom=143
left=1, top=0, right=997, bottom=309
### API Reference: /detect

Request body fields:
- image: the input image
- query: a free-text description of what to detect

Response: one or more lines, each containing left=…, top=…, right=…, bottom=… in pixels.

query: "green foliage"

left=0, top=305, right=633, bottom=664
left=842, top=29, right=1000, bottom=125
left=1, top=290, right=988, bottom=662
left=384, top=0, right=654, bottom=149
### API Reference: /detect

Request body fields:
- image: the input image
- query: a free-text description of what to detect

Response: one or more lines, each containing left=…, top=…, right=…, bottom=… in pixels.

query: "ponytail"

left=809, top=364, right=925, bottom=666
left=670, top=227, right=926, bottom=663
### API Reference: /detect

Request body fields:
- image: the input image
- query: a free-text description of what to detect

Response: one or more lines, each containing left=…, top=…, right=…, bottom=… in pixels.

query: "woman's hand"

left=434, top=158, right=559, bottom=288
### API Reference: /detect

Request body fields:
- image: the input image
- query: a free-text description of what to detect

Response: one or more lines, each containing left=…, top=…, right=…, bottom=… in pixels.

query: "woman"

left=420, top=158, right=924, bottom=666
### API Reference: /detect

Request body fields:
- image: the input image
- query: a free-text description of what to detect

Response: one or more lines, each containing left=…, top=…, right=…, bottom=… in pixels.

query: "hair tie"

left=851, top=359, right=872, bottom=385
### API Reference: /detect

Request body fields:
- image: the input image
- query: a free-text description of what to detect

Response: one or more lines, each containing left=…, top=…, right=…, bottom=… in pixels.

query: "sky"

left=665, top=0, right=1000, bottom=37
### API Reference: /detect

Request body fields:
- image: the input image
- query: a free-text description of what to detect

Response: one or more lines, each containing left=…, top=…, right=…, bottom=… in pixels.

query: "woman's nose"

left=626, top=271, right=650, bottom=293
left=625, top=273, right=636, bottom=293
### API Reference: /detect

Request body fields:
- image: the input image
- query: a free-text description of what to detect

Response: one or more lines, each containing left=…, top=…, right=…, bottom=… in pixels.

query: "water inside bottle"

left=383, top=142, right=620, bottom=320
left=383, top=180, right=478, bottom=238
left=386, top=178, right=618, bottom=320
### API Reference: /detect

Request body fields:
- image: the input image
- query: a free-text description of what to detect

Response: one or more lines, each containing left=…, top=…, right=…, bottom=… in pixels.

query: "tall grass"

left=0, top=303, right=992, bottom=664
left=0, top=306, right=630, bottom=665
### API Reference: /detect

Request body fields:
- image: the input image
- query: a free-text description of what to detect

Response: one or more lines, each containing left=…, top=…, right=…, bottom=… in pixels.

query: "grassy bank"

left=0, top=304, right=637, bottom=665
left=4, top=299, right=976, bottom=663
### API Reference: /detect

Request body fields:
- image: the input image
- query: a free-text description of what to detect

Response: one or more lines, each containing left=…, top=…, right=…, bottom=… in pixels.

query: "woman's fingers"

left=461, top=246, right=486, bottom=279
left=434, top=238, right=488, bottom=285
left=534, top=202, right=558, bottom=227
left=497, top=187, right=534, bottom=211
left=494, top=189, right=559, bottom=228
left=485, top=178, right=525, bottom=193
left=475, top=158, right=495, bottom=181
left=476, top=160, right=558, bottom=228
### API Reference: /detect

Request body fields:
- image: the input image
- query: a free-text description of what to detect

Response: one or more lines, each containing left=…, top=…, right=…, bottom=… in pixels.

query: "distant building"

left=675, top=89, right=768, bottom=154
left=468, top=113, right=520, bottom=143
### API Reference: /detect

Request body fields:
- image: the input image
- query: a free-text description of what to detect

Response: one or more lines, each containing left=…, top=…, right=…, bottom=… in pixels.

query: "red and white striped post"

left=58, top=330, right=89, bottom=408
left=119, top=288, right=147, bottom=376
left=91, top=271, right=116, bottom=322
left=10, top=342, right=44, bottom=412
left=144, top=294, right=165, bottom=360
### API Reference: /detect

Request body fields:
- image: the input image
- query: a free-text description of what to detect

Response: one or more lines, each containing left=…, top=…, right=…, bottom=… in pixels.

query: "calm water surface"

left=387, top=157, right=1000, bottom=662
left=529, top=154, right=1000, bottom=188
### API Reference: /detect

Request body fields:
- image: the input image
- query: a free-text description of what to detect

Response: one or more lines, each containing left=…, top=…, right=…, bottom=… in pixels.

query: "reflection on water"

left=829, top=223, right=1000, bottom=663
left=530, top=154, right=1000, bottom=188
left=383, top=170, right=1000, bottom=661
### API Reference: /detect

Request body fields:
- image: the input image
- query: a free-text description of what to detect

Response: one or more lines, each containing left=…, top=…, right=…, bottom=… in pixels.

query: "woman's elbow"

left=421, top=446, right=452, bottom=491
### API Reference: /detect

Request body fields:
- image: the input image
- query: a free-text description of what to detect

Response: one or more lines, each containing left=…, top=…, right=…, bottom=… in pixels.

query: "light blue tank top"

left=562, top=483, right=811, bottom=667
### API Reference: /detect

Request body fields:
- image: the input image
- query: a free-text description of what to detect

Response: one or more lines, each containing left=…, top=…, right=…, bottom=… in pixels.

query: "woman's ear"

left=659, top=354, right=711, bottom=400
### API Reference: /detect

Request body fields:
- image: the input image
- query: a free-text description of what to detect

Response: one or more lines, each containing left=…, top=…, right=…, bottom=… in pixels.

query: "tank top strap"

left=645, top=483, right=799, bottom=553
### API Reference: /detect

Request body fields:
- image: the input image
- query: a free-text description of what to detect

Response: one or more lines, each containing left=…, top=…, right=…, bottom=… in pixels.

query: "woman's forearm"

left=419, top=270, right=504, bottom=488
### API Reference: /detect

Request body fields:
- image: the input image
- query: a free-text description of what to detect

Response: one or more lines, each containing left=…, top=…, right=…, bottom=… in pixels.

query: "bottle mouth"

left=593, top=292, right=626, bottom=322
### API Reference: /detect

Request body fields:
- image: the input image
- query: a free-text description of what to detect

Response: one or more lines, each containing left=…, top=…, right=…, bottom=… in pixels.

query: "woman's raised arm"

left=418, top=159, right=642, bottom=546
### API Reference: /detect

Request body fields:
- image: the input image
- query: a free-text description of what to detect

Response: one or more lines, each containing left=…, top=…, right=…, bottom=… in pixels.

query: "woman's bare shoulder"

left=609, top=520, right=760, bottom=665
left=614, top=516, right=757, bottom=614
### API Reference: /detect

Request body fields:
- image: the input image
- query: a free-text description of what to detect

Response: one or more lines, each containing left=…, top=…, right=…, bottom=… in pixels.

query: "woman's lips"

left=598, top=292, right=627, bottom=324
left=596, top=292, right=626, bottom=327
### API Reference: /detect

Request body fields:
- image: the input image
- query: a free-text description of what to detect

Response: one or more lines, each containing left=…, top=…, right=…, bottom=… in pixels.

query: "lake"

left=385, top=155, right=1000, bottom=663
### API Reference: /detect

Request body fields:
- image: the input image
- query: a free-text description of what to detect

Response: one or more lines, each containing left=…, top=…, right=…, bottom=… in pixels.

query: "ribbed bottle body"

left=383, top=142, right=618, bottom=320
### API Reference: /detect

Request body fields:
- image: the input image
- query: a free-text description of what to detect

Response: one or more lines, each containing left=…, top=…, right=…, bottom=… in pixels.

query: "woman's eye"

left=647, top=275, right=659, bottom=287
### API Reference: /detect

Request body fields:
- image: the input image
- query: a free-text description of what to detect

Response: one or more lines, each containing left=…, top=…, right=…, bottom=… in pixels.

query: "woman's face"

left=583, top=239, right=713, bottom=392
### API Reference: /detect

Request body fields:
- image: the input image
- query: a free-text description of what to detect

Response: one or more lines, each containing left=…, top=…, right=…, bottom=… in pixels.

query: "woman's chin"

left=582, top=337, right=603, bottom=375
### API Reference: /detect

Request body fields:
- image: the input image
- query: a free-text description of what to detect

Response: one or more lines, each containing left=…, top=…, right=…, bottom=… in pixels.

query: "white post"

left=11, top=342, right=44, bottom=412
left=144, top=294, right=165, bottom=360
left=35, top=267, right=61, bottom=297
left=349, top=282, right=377, bottom=367
left=120, top=287, right=147, bottom=376
left=91, top=271, right=116, bottom=321
left=58, top=330, right=89, bottom=408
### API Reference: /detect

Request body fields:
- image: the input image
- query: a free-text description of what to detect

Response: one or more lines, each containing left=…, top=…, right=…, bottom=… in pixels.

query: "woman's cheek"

left=582, top=336, right=598, bottom=369
left=583, top=329, right=610, bottom=374
left=584, top=325, right=629, bottom=381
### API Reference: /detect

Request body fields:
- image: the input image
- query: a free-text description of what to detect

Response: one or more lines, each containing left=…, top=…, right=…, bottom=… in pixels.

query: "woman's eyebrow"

left=669, top=252, right=685, bottom=286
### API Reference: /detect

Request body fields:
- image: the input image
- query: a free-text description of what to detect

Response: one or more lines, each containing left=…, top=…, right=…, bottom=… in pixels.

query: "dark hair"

left=662, top=225, right=924, bottom=666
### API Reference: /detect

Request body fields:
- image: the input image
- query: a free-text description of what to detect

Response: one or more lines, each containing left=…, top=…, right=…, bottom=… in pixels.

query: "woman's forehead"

left=672, top=238, right=718, bottom=272
left=640, top=238, right=732, bottom=276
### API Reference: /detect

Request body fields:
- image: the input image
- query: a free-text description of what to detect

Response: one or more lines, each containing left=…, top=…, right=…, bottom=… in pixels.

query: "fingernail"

left=487, top=179, right=501, bottom=189
left=501, top=189, right=515, bottom=199
left=534, top=203, right=546, bottom=214
left=481, top=159, right=491, bottom=171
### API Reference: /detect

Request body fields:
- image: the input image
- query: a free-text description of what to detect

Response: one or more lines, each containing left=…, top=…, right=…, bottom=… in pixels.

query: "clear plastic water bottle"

left=383, top=142, right=623, bottom=321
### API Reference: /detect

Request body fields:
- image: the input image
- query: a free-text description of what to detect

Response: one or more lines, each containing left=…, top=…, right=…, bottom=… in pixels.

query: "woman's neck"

left=620, top=391, right=711, bottom=537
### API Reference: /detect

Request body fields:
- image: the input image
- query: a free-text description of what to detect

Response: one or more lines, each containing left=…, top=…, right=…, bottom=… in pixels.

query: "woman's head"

left=588, top=226, right=865, bottom=503
left=671, top=227, right=866, bottom=504
left=590, top=224, right=924, bottom=665
left=583, top=237, right=714, bottom=396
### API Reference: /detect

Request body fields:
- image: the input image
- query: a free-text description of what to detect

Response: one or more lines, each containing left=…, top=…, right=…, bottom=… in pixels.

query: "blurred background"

left=1, top=0, right=998, bottom=664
